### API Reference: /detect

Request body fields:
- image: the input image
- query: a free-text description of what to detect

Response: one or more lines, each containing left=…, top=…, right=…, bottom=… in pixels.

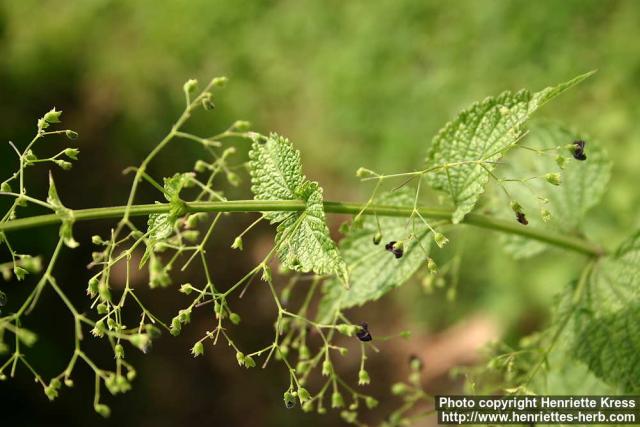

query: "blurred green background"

left=1, top=1, right=640, bottom=425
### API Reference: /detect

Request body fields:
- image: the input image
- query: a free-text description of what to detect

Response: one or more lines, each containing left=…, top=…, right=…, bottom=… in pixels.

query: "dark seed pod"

left=356, top=322, right=373, bottom=342
left=516, top=212, right=528, bottom=225
left=571, top=140, right=587, bottom=161
left=283, top=391, right=296, bottom=409
left=385, top=241, right=404, bottom=258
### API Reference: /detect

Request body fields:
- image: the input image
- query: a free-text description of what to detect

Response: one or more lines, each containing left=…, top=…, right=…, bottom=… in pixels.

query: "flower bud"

left=94, top=403, right=111, bottom=418
left=43, top=108, right=62, bottom=124
left=229, top=312, right=241, bottom=325
left=65, top=130, right=79, bottom=140
left=358, top=369, right=370, bottom=385
left=355, top=167, right=376, bottom=178
left=372, top=231, right=382, bottom=245
left=191, top=341, right=204, bottom=357
left=544, top=173, right=561, bottom=186
left=183, top=79, right=198, bottom=94
left=331, top=391, right=345, bottom=408
left=63, top=148, right=79, bottom=160
left=365, top=396, right=379, bottom=409
left=391, top=382, right=409, bottom=395
left=297, top=387, right=311, bottom=403
left=434, top=232, right=449, bottom=248
left=236, top=351, right=245, bottom=366
left=179, top=283, right=193, bottom=295
left=427, top=257, right=438, bottom=274
left=231, top=236, right=243, bottom=250
left=114, top=344, right=125, bottom=359
left=322, top=359, right=332, bottom=376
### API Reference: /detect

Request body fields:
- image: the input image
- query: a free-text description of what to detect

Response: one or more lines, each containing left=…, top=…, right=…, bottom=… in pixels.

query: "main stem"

left=0, top=200, right=603, bottom=257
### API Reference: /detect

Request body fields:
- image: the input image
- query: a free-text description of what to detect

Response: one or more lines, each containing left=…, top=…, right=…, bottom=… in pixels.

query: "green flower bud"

left=210, top=76, right=228, bottom=87
left=183, top=79, right=198, bottom=94
left=243, top=355, right=256, bottom=368
left=555, top=155, right=566, bottom=169
left=297, top=387, right=311, bottom=403
left=298, top=344, right=310, bottom=360
left=336, top=324, right=358, bottom=336
left=372, top=231, right=382, bottom=245
left=43, top=108, right=62, bottom=124
left=114, top=344, right=125, bottom=359
left=55, top=160, right=73, bottom=170
left=65, top=130, right=79, bottom=139
left=322, top=359, right=332, bottom=376
left=191, top=341, right=204, bottom=357
left=355, top=167, right=376, bottom=178
left=179, top=283, right=193, bottom=295
left=331, top=391, right=345, bottom=408
left=97, top=303, right=108, bottom=315
left=365, top=396, right=379, bottom=409
left=178, top=308, right=191, bottom=324
left=229, top=312, right=241, bottom=325
left=94, top=403, right=111, bottom=418
left=391, top=382, right=409, bottom=395
left=434, top=232, right=449, bottom=248
left=341, top=411, right=357, bottom=423
left=541, top=208, right=552, bottom=223
left=170, top=317, right=182, bottom=336
left=427, top=257, right=438, bottom=274
left=358, top=369, right=370, bottom=385
left=544, top=172, right=561, bottom=186
left=0, top=181, right=11, bottom=192
left=13, top=266, right=27, bottom=281
left=63, top=148, right=79, bottom=160
left=231, top=236, right=243, bottom=250
left=236, top=351, right=245, bottom=366
left=231, top=120, right=251, bottom=131
left=130, top=334, right=150, bottom=353
left=302, top=401, right=314, bottom=412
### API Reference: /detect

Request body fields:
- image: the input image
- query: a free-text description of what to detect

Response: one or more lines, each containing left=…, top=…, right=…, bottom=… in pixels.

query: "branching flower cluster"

left=2, top=71, right=635, bottom=424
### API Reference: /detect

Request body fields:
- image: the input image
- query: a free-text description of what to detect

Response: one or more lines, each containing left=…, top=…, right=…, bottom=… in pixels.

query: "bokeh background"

left=1, top=1, right=640, bottom=426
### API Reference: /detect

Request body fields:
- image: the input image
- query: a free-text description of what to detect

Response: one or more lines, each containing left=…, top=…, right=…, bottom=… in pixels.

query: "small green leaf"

left=147, top=213, right=175, bottom=241
left=425, top=72, right=594, bottom=224
left=317, top=190, right=432, bottom=322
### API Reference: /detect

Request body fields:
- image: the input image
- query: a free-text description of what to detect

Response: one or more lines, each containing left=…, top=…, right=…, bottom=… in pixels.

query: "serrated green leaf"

left=317, top=190, right=432, bottom=322
left=501, top=122, right=611, bottom=259
left=425, top=72, right=594, bottom=224
left=558, top=232, right=640, bottom=392
left=147, top=213, right=174, bottom=241
left=249, top=133, right=305, bottom=223
left=275, top=181, right=347, bottom=280
left=163, top=172, right=192, bottom=202
left=249, top=133, right=346, bottom=282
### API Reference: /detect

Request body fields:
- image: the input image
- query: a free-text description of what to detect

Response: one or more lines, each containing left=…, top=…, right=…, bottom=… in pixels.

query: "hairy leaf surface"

left=559, top=232, right=640, bottom=392
left=317, top=190, right=432, bottom=322
left=249, top=134, right=346, bottom=281
left=425, top=72, right=594, bottom=224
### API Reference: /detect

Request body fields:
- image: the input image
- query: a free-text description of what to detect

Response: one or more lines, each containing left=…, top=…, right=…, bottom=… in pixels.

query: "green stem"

left=0, top=200, right=603, bottom=257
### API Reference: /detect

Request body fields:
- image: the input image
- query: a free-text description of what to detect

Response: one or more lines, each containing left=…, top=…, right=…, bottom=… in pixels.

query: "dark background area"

left=1, top=1, right=640, bottom=426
